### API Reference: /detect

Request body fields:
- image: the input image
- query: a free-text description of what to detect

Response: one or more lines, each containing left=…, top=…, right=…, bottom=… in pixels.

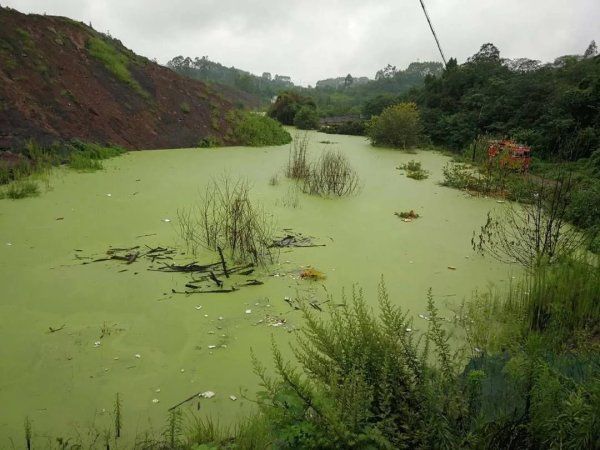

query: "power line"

left=418, top=0, right=447, bottom=67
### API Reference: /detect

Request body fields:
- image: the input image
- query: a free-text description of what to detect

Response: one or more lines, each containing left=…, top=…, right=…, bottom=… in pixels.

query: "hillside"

left=0, top=7, right=259, bottom=151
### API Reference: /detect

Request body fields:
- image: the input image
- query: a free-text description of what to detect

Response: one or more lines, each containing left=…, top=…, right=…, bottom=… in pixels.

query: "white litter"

left=245, top=309, right=252, bottom=314
left=152, top=398, right=159, bottom=404
left=180, top=369, right=185, bottom=373
left=201, top=391, right=215, bottom=399
left=162, top=218, right=171, bottom=223
left=208, top=345, right=217, bottom=349
left=106, top=193, right=112, bottom=197
left=195, top=305, right=203, bottom=310
left=229, top=395, right=237, bottom=401
left=405, top=328, right=412, bottom=332
left=134, top=353, right=141, bottom=358
left=155, top=388, right=161, bottom=393
left=204, top=314, right=209, bottom=317
left=6, top=242, right=12, bottom=246
left=218, top=316, right=224, bottom=321
left=94, top=341, right=101, bottom=347
left=284, top=296, right=291, bottom=301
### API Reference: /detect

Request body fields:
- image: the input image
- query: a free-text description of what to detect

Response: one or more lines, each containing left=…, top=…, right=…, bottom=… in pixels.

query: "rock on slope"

left=0, top=7, right=258, bottom=150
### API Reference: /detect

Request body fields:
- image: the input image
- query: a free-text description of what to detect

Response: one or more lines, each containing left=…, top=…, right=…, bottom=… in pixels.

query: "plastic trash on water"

left=201, top=391, right=215, bottom=399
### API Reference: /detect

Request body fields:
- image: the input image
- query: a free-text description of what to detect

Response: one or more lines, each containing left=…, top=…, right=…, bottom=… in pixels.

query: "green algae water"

left=0, top=131, right=518, bottom=443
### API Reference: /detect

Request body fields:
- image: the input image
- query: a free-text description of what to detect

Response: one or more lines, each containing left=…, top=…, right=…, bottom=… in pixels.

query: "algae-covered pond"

left=0, top=131, right=517, bottom=442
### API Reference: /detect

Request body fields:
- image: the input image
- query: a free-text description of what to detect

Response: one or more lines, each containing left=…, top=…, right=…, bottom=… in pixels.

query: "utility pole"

left=418, top=0, right=447, bottom=67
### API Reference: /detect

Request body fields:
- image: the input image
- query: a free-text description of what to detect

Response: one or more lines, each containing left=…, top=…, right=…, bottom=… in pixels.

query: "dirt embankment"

left=0, top=7, right=259, bottom=151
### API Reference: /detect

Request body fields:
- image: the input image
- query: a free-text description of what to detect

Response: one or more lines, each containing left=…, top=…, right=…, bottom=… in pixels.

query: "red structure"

left=487, top=140, right=532, bottom=171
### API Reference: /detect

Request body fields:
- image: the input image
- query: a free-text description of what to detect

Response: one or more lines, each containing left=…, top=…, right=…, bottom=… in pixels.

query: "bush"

left=367, top=102, right=424, bottom=148
left=302, top=150, right=360, bottom=197
left=197, top=136, right=221, bottom=148
left=398, top=160, right=429, bottom=180
left=68, top=153, right=103, bottom=171
left=293, top=106, right=319, bottom=130
left=320, top=120, right=366, bottom=136
left=229, top=111, right=292, bottom=146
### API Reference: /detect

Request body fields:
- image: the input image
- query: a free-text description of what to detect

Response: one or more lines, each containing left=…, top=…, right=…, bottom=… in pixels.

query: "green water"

left=0, top=131, right=517, bottom=443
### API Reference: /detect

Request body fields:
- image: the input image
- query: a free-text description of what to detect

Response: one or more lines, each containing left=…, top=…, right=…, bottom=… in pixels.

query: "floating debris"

left=208, top=345, right=217, bottom=349
left=155, top=388, right=161, bottom=393
left=152, top=398, right=160, bottom=404
left=300, top=267, right=326, bottom=281
left=134, top=353, right=141, bottom=359
left=201, top=391, right=215, bottom=399
left=106, top=193, right=112, bottom=197
left=447, top=266, right=457, bottom=270
left=405, top=328, right=412, bottom=332
left=270, top=231, right=325, bottom=248
left=195, top=305, right=203, bottom=310
left=245, top=309, right=252, bottom=314
left=93, top=341, right=101, bottom=348
left=6, top=242, right=12, bottom=246
left=229, top=395, right=237, bottom=401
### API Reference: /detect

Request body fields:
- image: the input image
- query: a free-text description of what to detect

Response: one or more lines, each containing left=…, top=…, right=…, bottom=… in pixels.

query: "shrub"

left=367, top=102, right=424, bottom=148
left=198, top=136, right=221, bottom=148
left=229, top=111, right=292, bottom=146
left=472, top=173, right=590, bottom=269
left=302, top=150, right=360, bottom=197
left=398, top=160, right=429, bottom=180
left=252, top=282, right=469, bottom=449
left=293, top=106, right=319, bottom=130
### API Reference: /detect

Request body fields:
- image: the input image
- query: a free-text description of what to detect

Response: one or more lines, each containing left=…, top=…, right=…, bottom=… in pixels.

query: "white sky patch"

left=3, top=0, right=599, bottom=85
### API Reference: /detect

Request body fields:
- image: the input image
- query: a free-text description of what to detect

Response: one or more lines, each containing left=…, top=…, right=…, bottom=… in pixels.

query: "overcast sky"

left=3, top=0, right=599, bottom=85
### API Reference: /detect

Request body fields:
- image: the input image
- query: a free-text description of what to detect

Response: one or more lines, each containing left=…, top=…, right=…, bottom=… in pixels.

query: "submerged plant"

left=24, top=416, right=32, bottom=450
left=114, top=393, right=122, bottom=439
left=302, top=149, right=360, bottom=197
left=178, top=175, right=277, bottom=265
left=398, top=160, right=429, bottom=180
left=285, top=132, right=310, bottom=180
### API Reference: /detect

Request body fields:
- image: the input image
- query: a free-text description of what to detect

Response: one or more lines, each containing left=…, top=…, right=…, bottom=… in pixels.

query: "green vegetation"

left=180, top=101, right=191, bottom=113
left=293, top=105, right=319, bottom=130
left=398, top=160, right=429, bottom=180
left=367, top=102, right=424, bottom=149
left=0, top=140, right=125, bottom=199
left=229, top=110, right=292, bottom=146
left=0, top=179, right=39, bottom=199
left=268, top=91, right=317, bottom=126
left=409, top=43, right=599, bottom=160
left=86, top=36, right=148, bottom=98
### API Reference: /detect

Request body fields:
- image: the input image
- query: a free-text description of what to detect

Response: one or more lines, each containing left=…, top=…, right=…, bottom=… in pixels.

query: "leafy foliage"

left=229, top=111, right=292, bottom=146
left=293, top=105, right=319, bottom=130
left=409, top=43, right=600, bottom=160
left=367, top=103, right=424, bottom=148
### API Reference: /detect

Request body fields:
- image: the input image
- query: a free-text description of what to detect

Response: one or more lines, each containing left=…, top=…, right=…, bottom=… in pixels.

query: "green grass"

left=68, top=153, right=103, bottom=171
left=0, top=179, right=39, bottom=199
left=398, top=160, right=429, bottom=180
left=86, top=36, right=148, bottom=98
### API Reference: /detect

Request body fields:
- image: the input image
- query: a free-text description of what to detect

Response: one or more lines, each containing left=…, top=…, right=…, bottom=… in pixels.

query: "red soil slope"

left=0, top=7, right=258, bottom=150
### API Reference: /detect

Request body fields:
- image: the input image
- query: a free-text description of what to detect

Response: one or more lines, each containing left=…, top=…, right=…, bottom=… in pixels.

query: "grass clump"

left=67, top=141, right=125, bottom=172
left=86, top=36, right=148, bottom=98
left=229, top=110, right=292, bottom=147
left=398, top=160, right=429, bottom=180
left=0, top=179, right=39, bottom=199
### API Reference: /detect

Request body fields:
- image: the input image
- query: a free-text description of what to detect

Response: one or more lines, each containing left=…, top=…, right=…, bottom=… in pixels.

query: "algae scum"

left=0, top=131, right=516, bottom=441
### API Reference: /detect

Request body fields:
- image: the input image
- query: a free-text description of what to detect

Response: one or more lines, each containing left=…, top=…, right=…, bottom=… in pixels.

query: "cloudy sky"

left=3, top=0, right=599, bottom=85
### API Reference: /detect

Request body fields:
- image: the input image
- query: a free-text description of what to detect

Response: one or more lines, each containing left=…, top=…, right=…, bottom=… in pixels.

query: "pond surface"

left=0, top=131, right=517, bottom=443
